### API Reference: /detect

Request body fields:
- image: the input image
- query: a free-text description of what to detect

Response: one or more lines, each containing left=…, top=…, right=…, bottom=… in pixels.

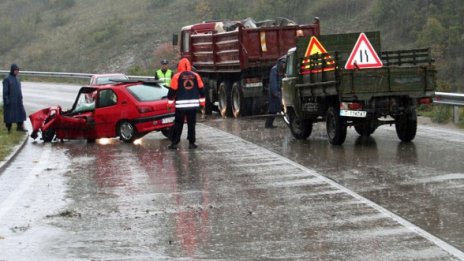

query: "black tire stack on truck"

left=282, top=31, right=436, bottom=145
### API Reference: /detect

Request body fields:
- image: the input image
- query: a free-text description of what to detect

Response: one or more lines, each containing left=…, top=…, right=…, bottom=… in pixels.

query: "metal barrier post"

left=454, top=106, right=460, bottom=124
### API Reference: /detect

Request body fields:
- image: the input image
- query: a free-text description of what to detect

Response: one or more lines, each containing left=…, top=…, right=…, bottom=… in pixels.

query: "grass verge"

left=0, top=107, right=27, bottom=161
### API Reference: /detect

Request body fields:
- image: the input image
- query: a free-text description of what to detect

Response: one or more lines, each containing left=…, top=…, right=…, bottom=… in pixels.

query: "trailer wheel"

left=218, top=81, right=232, bottom=118
left=285, top=109, right=312, bottom=139
left=42, top=128, right=55, bottom=142
left=395, top=110, right=417, bottom=142
left=118, top=121, right=137, bottom=143
left=326, top=107, right=347, bottom=145
left=231, top=82, right=247, bottom=118
left=354, top=121, right=376, bottom=137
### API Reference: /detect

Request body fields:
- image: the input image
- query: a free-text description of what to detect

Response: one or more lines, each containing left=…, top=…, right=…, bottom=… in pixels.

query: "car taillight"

left=340, top=102, right=363, bottom=110
left=419, top=97, right=432, bottom=105
left=137, top=106, right=154, bottom=113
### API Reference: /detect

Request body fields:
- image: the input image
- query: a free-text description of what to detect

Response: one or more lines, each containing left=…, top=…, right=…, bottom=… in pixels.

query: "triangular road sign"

left=305, top=36, right=328, bottom=57
left=345, top=33, right=383, bottom=70
left=302, top=36, right=335, bottom=74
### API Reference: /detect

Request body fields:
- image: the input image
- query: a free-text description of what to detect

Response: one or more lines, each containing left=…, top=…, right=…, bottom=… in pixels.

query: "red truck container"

left=177, top=18, right=321, bottom=117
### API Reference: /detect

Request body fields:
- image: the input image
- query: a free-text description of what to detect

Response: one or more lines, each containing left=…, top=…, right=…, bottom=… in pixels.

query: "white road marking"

left=204, top=124, right=464, bottom=260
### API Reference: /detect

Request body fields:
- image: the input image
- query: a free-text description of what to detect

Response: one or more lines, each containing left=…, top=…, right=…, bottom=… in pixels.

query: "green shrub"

left=431, top=105, right=451, bottom=124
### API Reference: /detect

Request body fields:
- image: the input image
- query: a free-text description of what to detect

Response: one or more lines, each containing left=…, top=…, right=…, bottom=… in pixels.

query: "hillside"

left=0, top=0, right=462, bottom=90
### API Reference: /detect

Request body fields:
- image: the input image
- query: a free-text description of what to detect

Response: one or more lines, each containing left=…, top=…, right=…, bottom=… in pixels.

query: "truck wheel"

left=354, top=121, right=376, bottom=137
left=395, top=110, right=417, bottom=142
left=285, top=109, right=312, bottom=139
left=42, top=128, right=55, bottom=142
left=204, top=80, right=215, bottom=115
left=326, top=107, right=347, bottom=145
left=231, top=82, right=247, bottom=118
left=218, top=81, right=232, bottom=117
left=118, top=121, right=137, bottom=143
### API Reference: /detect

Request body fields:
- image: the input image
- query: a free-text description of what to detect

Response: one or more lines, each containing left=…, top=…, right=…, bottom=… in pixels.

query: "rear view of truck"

left=282, top=32, right=436, bottom=145
left=177, top=17, right=320, bottom=117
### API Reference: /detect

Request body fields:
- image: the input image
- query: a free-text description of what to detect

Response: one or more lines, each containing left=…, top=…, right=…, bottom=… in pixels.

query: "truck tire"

left=326, top=107, right=347, bottom=145
left=285, top=109, right=312, bottom=139
left=354, top=121, right=376, bottom=137
left=231, top=82, right=247, bottom=118
left=395, top=110, right=417, bottom=142
left=218, top=81, right=232, bottom=118
left=203, top=79, right=215, bottom=115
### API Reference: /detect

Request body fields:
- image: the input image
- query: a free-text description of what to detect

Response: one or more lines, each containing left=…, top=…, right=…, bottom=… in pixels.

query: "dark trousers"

left=265, top=113, right=276, bottom=128
left=170, top=109, right=197, bottom=145
left=5, top=122, right=24, bottom=132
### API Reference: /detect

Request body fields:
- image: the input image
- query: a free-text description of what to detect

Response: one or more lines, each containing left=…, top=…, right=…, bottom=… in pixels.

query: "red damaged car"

left=29, top=80, right=174, bottom=143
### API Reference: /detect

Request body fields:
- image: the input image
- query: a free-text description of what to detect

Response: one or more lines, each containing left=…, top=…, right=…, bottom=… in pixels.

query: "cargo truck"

left=175, top=17, right=321, bottom=117
left=282, top=32, right=436, bottom=145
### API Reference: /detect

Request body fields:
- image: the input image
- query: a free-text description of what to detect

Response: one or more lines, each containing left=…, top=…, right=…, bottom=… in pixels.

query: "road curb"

left=0, top=132, right=29, bottom=174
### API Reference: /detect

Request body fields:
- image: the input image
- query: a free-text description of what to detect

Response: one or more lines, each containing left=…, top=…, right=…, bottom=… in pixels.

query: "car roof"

left=91, top=73, right=127, bottom=78
left=82, top=80, right=166, bottom=90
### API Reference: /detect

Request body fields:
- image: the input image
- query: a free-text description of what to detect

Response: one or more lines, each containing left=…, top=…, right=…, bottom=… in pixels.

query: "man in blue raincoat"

left=3, top=64, right=27, bottom=133
left=265, top=56, right=286, bottom=128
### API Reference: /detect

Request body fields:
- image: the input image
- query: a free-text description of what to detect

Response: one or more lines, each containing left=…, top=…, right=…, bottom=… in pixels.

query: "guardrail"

left=433, top=92, right=464, bottom=124
left=0, top=70, right=155, bottom=81
left=0, top=70, right=93, bottom=79
left=2, top=69, right=461, bottom=123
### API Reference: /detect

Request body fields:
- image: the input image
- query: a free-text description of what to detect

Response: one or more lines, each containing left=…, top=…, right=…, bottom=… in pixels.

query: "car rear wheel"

left=118, top=121, right=137, bottom=143
left=161, top=127, right=171, bottom=139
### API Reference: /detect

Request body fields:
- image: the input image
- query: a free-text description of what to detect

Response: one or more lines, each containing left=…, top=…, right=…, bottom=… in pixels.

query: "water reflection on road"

left=203, top=115, right=464, bottom=252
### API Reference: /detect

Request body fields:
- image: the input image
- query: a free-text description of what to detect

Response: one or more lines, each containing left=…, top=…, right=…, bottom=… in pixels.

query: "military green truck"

left=282, top=32, right=436, bottom=145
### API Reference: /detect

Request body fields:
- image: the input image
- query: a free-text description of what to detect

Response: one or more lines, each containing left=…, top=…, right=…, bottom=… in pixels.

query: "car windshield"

left=127, top=84, right=168, bottom=101
left=73, top=91, right=96, bottom=113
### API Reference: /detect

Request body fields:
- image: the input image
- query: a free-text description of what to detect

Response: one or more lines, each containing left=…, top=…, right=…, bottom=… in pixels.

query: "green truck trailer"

left=282, top=31, right=436, bottom=145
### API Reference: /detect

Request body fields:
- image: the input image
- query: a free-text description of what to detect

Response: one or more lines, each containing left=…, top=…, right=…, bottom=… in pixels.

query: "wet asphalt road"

left=0, top=82, right=463, bottom=260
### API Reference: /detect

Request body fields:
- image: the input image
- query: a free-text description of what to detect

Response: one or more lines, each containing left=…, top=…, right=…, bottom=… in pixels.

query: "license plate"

left=161, top=116, right=175, bottom=124
left=340, top=110, right=367, bottom=118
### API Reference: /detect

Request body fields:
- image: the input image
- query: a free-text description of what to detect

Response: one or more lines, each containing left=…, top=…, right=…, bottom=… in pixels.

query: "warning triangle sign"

left=345, top=33, right=383, bottom=70
left=302, top=36, right=335, bottom=74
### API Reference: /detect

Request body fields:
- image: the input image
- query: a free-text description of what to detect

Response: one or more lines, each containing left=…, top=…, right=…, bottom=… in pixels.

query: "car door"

left=93, top=89, right=121, bottom=138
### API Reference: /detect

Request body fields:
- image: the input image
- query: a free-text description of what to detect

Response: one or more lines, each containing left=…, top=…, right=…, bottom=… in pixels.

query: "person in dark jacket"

left=265, top=56, right=286, bottom=128
left=3, top=64, right=27, bottom=133
left=167, top=58, right=205, bottom=149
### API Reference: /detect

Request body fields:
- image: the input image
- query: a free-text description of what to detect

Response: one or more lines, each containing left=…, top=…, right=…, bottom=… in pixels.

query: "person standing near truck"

left=155, top=59, right=173, bottom=87
left=167, top=58, right=205, bottom=149
left=3, top=64, right=27, bottom=133
left=265, top=56, right=286, bottom=128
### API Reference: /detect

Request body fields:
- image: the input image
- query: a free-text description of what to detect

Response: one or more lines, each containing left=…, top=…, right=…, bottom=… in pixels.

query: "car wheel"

left=118, top=121, right=137, bottom=143
left=42, top=128, right=55, bottom=142
left=161, top=127, right=171, bottom=139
